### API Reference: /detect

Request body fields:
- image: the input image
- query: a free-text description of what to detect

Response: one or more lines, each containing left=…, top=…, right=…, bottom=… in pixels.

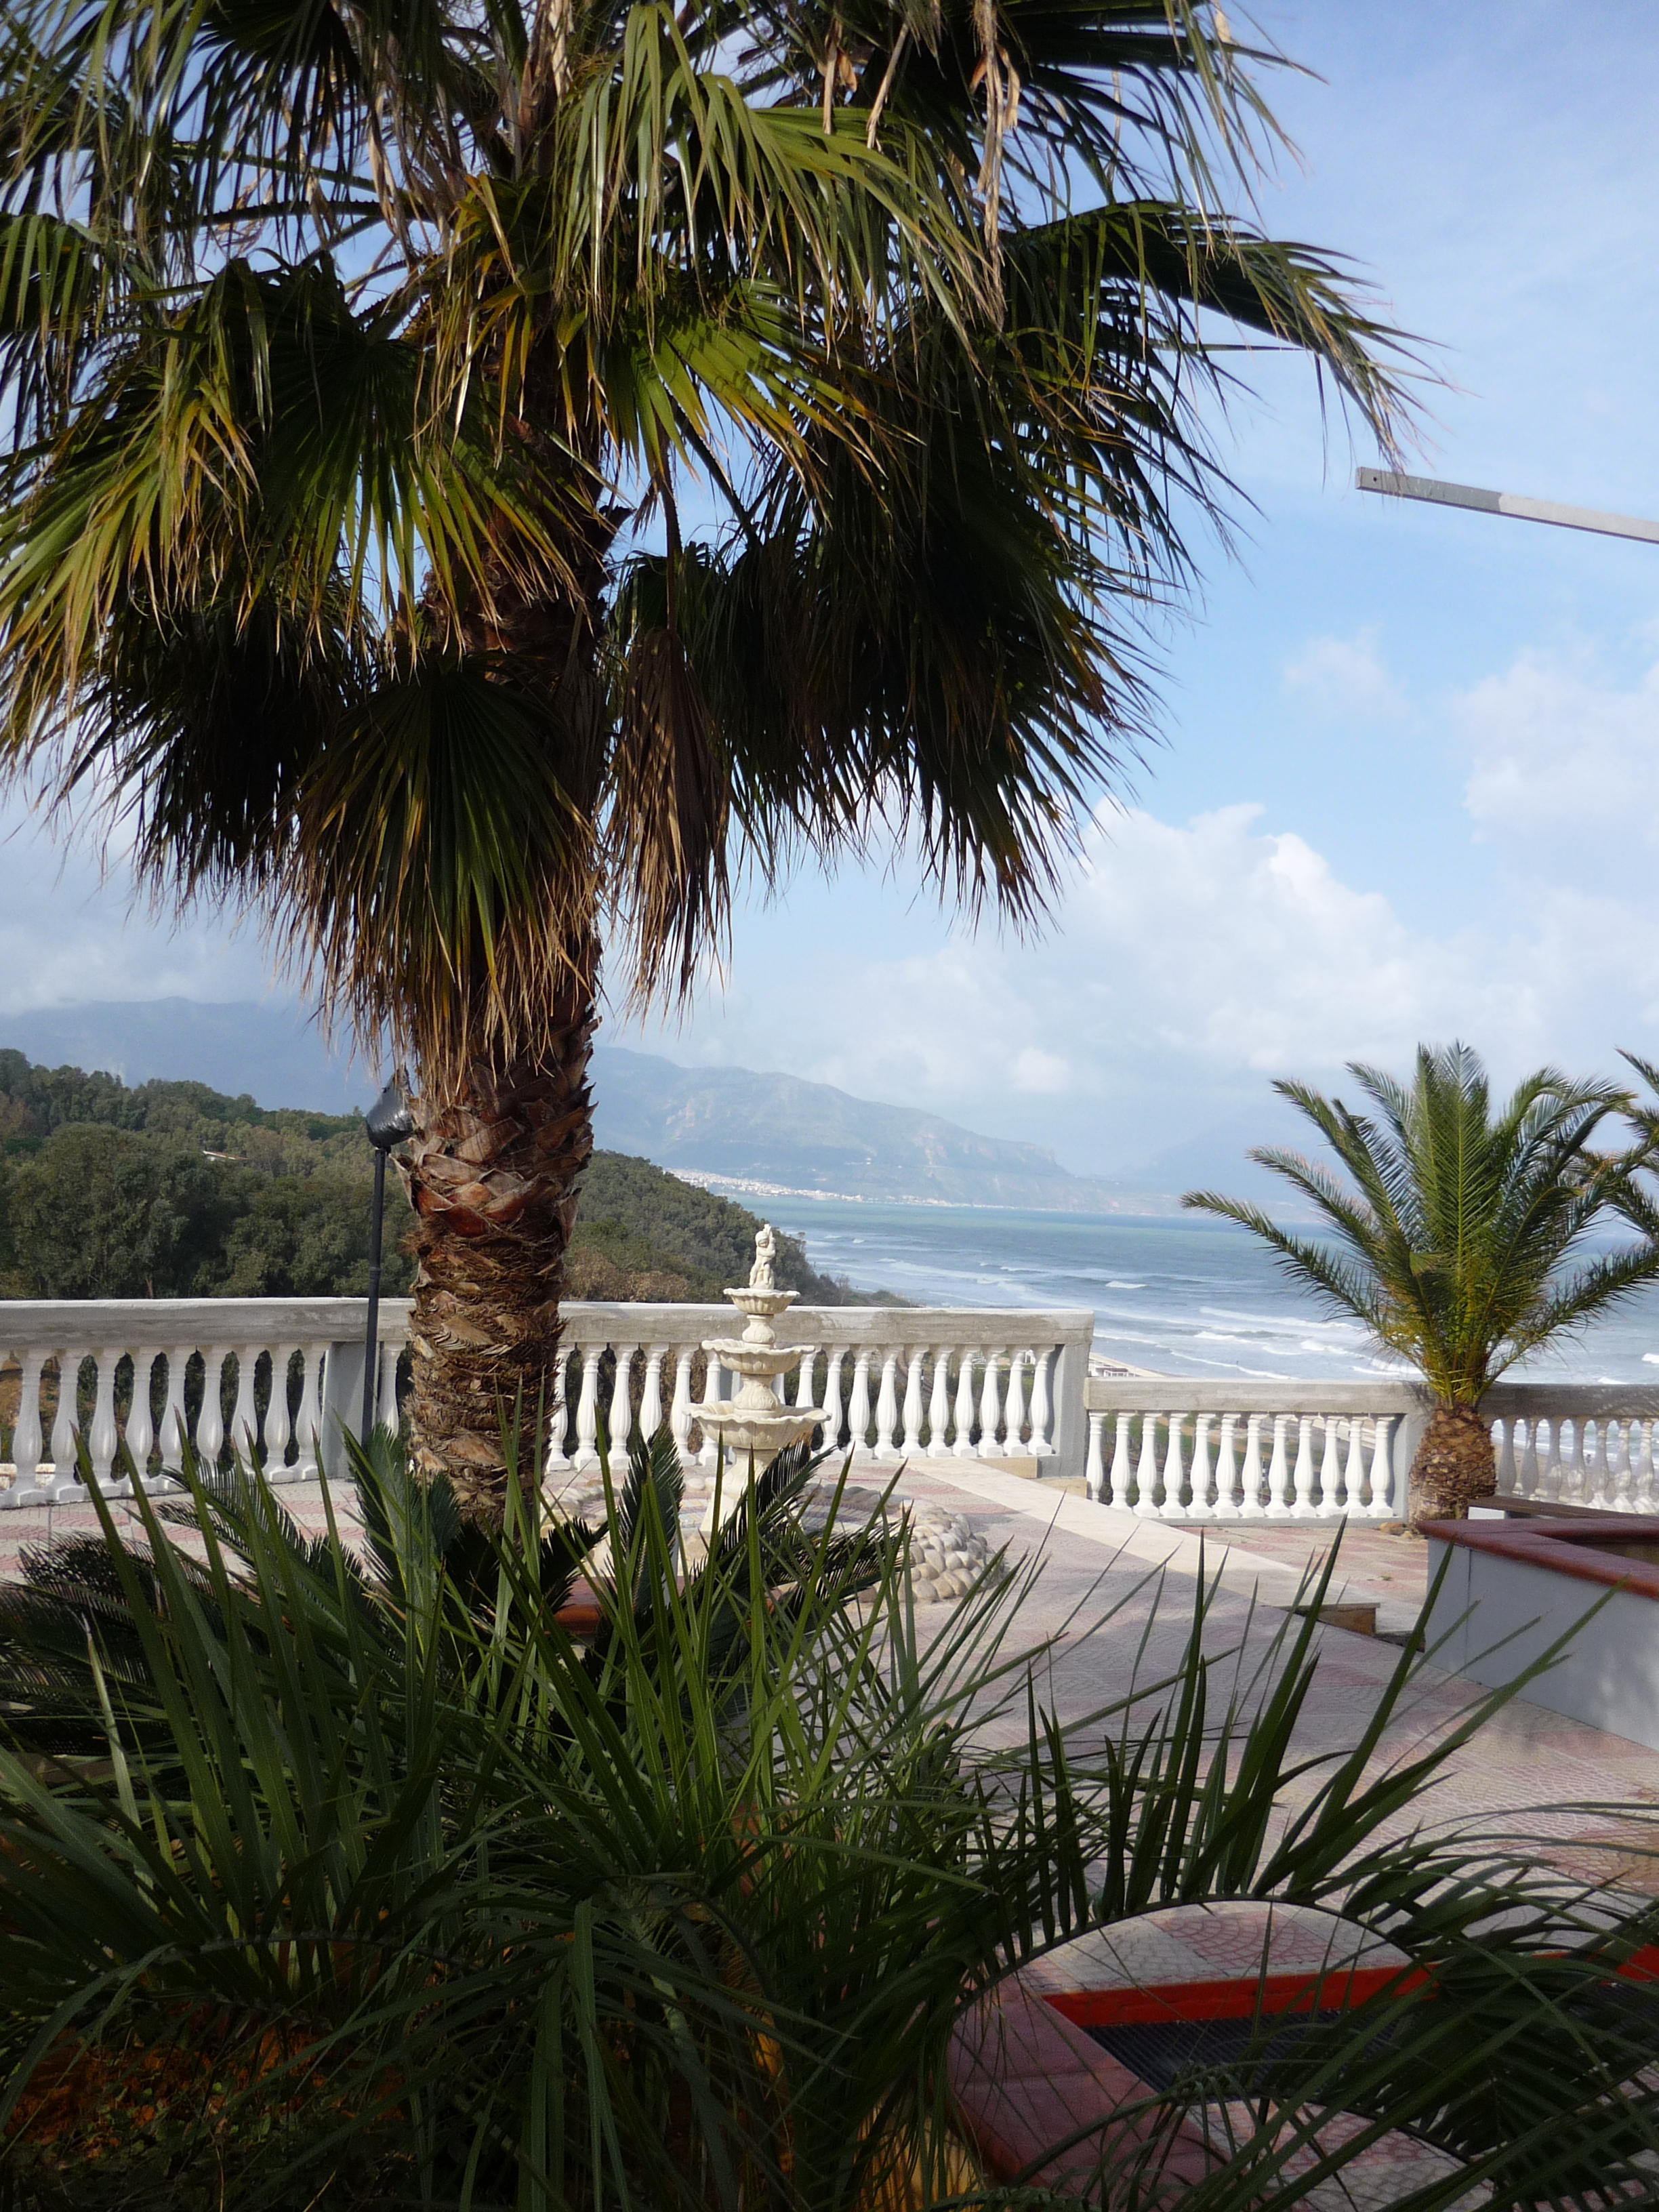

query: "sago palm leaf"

left=1185, top=1043, right=1658, bottom=1403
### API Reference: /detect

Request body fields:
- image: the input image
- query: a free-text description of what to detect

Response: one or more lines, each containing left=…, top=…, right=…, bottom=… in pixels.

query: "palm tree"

left=1184, top=1044, right=1659, bottom=1523
left=0, top=1, right=1412, bottom=1509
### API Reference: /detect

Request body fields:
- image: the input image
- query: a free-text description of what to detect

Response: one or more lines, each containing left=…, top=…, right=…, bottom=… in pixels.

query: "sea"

left=764, top=1201, right=1659, bottom=1387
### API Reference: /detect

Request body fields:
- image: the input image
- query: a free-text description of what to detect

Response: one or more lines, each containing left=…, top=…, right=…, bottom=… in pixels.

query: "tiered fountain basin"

left=691, top=1279, right=826, bottom=1529
left=1423, top=1514, right=1659, bottom=1748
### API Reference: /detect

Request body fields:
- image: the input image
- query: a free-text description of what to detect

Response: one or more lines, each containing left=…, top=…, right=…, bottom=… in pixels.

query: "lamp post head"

left=365, top=1078, right=416, bottom=1153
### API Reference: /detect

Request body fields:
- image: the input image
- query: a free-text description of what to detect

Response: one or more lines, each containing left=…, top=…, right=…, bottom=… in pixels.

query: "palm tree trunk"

left=1408, top=1401, right=1496, bottom=1528
left=398, top=939, right=597, bottom=1518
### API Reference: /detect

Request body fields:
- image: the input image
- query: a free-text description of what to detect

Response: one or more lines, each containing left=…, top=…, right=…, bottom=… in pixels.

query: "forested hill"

left=0, top=1052, right=873, bottom=1304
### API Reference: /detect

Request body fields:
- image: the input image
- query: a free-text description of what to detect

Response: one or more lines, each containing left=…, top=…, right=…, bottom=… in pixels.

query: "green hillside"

left=0, top=1051, right=878, bottom=1304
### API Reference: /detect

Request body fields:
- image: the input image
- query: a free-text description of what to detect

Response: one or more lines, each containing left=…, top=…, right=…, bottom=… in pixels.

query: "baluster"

left=49, top=1351, right=80, bottom=1488
left=1591, top=1420, right=1617, bottom=1510
left=1365, top=1414, right=1395, bottom=1518
left=608, top=1343, right=637, bottom=1454
left=1187, top=1412, right=1214, bottom=1520
left=952, top=1351, right=979, bottom=1457
left=670, top=1349, right=696, bottom=1459
left=294, top=1346, right=326, bottom=1478
left=12, top=1351, right=43, bottom=1490
left=699, top=1354, right=724, bottom=1467
left=1635, top=1420, right=1658, bottom=1510
left=1134, top=1413, right=1160, bottom=1517
left=87, top=1347, right=121, bottom=1491
left=1029, top=1349, right=1054, bottom=1456
left=228, top=1350, right=260, bottom=1462
left=262, top=1347, right=294, bottom=1477
left=1159, top=1412, right=1187, bottom=1520
left=927, top=1349, right=952, bottom=1454
left=1002, top=1351, right=1030, bottom=1456
left=977, top=1349, right=1005, bottom=1460
left=1239, top=1414, right=1266, bottom=1517
left=1612, top=1419, right=1638, bottom=1512
left=795, top=1349, right=817, bottom=1411
left=125, top=1350, right=157, bottom=1486
left=1318, top=1415, right=1345, bottom=1521
left=377, top=1340, right=402, bottom=1433
left=1561, top=1419, right=1588, bottom=1505
left=640, top=1345, right=668, bottom=1441
left=874, top=1350, right=901, bottom=1458
left=196, top=1348, right=227, bottom=1470
left=1212, top=1413, right=1241, bottom=1518
left=846, top=1349, right=874, bottom=1458
left=901, top=1349, right=926, bottom=1456
left=1521, top=1415, right=1548, bottom=1504
left=1342, top=1415, right=1366, bottom=1513
left=1109, top=1413, right=1133, bottom=1509
left=1493, top=1417, right=1516, bottom=1498
left=824, top=1349, right=847, bottom=1452
left=574, top=1347, right=603, bottom=1471
left=1265, top=1414, right=1292, bottom=1518
left=1536, top=1418, right=1563, bottom=1503
left=163, top=1345, right=197, bottom=1469
left=544, top=1348, right=573, bottom=1471
left=1085, top=1412, right=1107, bottom=1499
left=1290, top=1414, right=1317, bottom=1519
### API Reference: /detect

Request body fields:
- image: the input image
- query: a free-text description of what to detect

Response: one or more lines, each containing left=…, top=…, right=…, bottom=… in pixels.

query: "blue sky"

left=6, top=3, right=1659, bottom=1176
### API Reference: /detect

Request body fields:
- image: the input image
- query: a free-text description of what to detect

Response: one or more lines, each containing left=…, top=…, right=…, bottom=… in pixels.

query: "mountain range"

left=0, top=1000, right=1290, bottom=1212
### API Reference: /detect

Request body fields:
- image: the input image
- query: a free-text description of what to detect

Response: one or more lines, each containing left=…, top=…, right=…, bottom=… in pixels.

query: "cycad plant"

left=0, top=0, right=1413, bottom=1509
left=1184, top=1043, right=1659, bottom=1523
left=1, top=1429, right=1657, bottom=2207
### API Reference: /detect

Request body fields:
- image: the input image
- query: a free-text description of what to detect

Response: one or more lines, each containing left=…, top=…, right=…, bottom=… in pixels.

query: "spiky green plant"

left=0, top=0, right=1418, bottom=1507
left=1184, top=1042, right=1659, bottom=1523
left=0, top=1429, right=1655, bottom=2208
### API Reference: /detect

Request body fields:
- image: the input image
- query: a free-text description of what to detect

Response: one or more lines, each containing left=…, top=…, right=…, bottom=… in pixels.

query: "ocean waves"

left=767, top=1201, right=1659, bottom=1384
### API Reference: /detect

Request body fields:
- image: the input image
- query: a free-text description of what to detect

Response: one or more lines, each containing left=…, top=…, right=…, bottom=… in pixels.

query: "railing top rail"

left=0, top=1296, right=1095, bottom=1353
left=0, top=1295, right=415, bottom=1345
left=1085, top=1376, right=1659, bottom=1418
left=1086, top=1379, right=1422, bottom=1416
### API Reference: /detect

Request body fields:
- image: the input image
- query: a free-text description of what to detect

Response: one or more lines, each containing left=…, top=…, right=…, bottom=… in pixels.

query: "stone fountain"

left=691, top=1225, right=826, bottom=1531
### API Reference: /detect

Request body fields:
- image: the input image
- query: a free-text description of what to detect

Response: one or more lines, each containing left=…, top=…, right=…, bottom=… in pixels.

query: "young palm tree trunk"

left=1408, top=1402, right=1496, bottom=1527
left=398, top=946, right=597, bottom=1517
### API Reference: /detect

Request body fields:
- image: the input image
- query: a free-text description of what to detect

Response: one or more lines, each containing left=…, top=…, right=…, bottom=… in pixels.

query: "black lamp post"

left=363, top=1078, right=416, bottom=1439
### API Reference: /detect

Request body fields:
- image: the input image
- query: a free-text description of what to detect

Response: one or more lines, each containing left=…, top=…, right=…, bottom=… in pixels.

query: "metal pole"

left=1357, top=467, right=1659, bottom=546
left=363, top=1147, right=386, bottom=1441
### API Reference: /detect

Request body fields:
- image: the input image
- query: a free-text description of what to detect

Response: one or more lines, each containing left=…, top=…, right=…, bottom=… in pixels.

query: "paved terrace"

left=5, top=1460, right=1652, bottom=1889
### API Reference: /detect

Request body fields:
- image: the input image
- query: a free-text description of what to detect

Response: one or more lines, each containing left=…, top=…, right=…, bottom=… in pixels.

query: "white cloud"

left=1459, top=653, right=1659, bottom=848
left=1282, top=628, right=1404, bottom=722
left=0, top=797, right=270, bottom=1014
left=1009, top=1046, right=1072, bottom=1095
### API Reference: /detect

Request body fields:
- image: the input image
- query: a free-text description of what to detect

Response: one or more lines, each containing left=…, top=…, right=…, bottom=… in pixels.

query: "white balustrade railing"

left=546, top=1306, right=1093, bottom=1480
left=0, top=1299, right=1094, bottom=1506
left=1082, top=1376, right=1659, bottom=1521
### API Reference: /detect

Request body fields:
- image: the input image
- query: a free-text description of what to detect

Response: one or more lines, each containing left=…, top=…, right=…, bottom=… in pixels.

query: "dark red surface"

left=1040, top=1945, right=1659, bottom=2032
left=1422, top=1514, right=1659, bottom=1602
left=1045, top=1963, right=1431, bottom=2029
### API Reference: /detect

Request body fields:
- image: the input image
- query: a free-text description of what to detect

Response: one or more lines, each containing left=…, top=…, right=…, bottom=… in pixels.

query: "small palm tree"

left=0, top=1, right=1413, bottom=1509
left=1183, top=1044, right=1659, bottom=1523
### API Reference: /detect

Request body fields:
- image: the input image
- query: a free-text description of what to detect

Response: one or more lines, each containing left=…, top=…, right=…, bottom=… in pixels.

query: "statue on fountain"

left=750, top=1222, right=777, bottom=1290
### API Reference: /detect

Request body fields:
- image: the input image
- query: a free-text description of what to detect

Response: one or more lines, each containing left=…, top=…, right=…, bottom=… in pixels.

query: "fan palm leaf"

left=0, top=0, right=1422, bottom=1504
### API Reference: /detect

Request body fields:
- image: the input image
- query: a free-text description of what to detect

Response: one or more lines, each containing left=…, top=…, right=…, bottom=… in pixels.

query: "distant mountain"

left=0, top=1000, right=1197, bottom=1212
left=0, top=998, right=374, bottom=1113
left=590, top=1046, right=1172, bottom=1212
left=1123, top=1101, right=1321, bottom=1211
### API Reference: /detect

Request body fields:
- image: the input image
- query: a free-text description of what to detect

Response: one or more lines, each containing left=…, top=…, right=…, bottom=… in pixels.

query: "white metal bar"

left=1357, top=467, right=1659, bottom=546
